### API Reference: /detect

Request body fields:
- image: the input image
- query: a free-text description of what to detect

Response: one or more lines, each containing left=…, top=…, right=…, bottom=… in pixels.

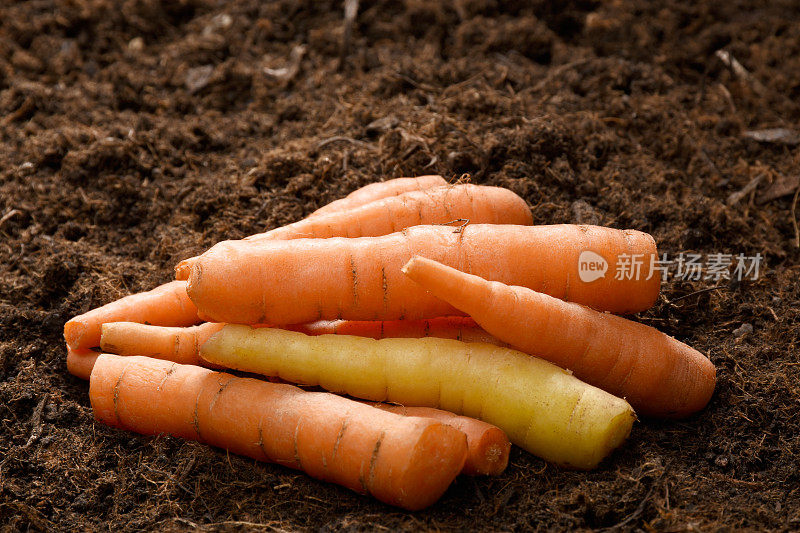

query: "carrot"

left=371, top=404, right=510, bottom=476
left=401, top=256, right=716, bottom=418
left=66, top=346, right=100, bottom=380
left=175, top=183, right=532, bottom=279
left=187, top=224, right=660, bottom=325
left=244, top=184, right=531, bottom=242
left=201, top=326, right=636, bottom=469
left=90, top=354, right=467, bottom=510
left=89, top=319, right=497, bottom=373
left=294, top=317, right=503, bottom=345
left=64, top=280, right=199, bottom=350
left=308, top=175, right=447, bottom=218
left=100, top=322, right=225, bottom=366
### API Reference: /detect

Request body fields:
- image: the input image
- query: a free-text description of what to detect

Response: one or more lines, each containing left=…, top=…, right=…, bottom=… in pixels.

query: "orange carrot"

left=66, top=346, right=100, bottom=380
left=100, top=322, right=225, bottom=366
left=401, top=256, right=716, bottom=418
left=64, top=280, right=199, bottom=350
left=90, top=354, right=467, bottom=510
left=187, top=224, right=660, bottom=325
left=372, top=404, right=510, bottom=476
left=175, top=183, right=532, bottom=279
left=175, top=176, right=446, bottom=280
left=244, top=184, right=531, bottom=242
left=294, top=317, right=503, bottom=345
left=308, top=175, right=446, bottom=218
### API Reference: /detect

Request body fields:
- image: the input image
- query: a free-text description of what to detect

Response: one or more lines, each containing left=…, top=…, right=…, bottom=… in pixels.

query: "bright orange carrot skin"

left=66, top=346, right=100, bottom=380
left=64, top=280, right=199, bottom=350
left=100, top=322, right=225, bottom=366
left=372, top=404, right=510, bottom=476
left=90, top=355, right=467, bottom=510
left=308, top=175, right=446, bottom=218
left=294, top=317, right=503, bottom=345
left=401, top=256, right=716, bottom=418
left=244, top=184, right=532, bottom=242
left=175, top=182, right=531, bottom=279
left=175, top=176, right=448, bottom=280
left=187, top=224, right=660, bottom=325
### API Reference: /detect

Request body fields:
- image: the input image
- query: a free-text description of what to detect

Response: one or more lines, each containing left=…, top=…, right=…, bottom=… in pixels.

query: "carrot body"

left=372, top=404, right=510, bottom=476
left=100, top=322, right=225, bottom=366
left=64, top=280, right=199, bottom=350
left=245, top=184, right=532, bottom=242
left=66, top=346, right=100, bottom=380
left=401, top=256, right=716, bottom=418
left=90, top=355, right=467, bottom=510
left=294, top=317, right=503, bottom=345
left=175, top=183, right=532, bottom=279
left=187, top=224, right=660, bottom=325
left=202, top=326, right=635, bottom=469
left=308, top=175, right=447, bottom=218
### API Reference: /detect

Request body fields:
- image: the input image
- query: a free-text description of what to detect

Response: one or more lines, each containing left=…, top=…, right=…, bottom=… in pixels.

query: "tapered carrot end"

left=401, top=256, right=488, bottom=316
left=400, top=255, right=436, bottom=280
left=464, top=426, right=511, bottom=476
left=64, top=319, right=87, bottom=350
left=175, top=259, right=193, bottom=281
left=66, top=346, right=100, bottom=380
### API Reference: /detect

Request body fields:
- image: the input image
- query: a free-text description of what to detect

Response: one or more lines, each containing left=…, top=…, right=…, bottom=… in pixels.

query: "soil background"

left=1, top=1, right=799, bottom=531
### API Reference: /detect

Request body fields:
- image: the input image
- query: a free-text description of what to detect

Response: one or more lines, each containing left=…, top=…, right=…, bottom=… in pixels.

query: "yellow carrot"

left=201, top=326, right=635, bottom=469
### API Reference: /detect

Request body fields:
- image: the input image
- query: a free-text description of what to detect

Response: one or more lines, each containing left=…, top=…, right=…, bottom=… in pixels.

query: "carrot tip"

left=399, top=256, right=421, bottom=276
left=175, top=261, right=191, bottom=281
left=64, top=320, right=86, bottom=349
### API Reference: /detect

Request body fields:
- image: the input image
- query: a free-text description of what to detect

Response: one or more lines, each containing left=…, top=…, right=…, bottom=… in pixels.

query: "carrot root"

left=373, top=404, right=510, bottom=476
left=66, top=346, right=100, bottom=380
left=174, top=175, right=450, bottom=280
left=100, top=321, right=225, bottom=366
left=401, top=255, right=716, bottom=418
left=201, top=325, right=635, bottom=469
left=187, top=224, right=661, bottom=325
left=90, top=355, right=467, bottom=510
left=64, top=280, right=199, bottom=350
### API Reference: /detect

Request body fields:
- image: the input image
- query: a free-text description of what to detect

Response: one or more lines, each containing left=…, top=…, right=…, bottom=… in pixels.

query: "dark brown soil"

left=1, top=1, right=799, bottom=530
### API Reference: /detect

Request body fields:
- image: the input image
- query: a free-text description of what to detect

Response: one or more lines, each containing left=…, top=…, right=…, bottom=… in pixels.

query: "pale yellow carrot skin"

left=201, top=326, right=635, bottom=470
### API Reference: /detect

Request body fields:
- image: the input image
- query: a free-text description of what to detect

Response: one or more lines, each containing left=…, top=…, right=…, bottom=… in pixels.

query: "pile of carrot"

left=63, top=176, right=716, bottom=510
